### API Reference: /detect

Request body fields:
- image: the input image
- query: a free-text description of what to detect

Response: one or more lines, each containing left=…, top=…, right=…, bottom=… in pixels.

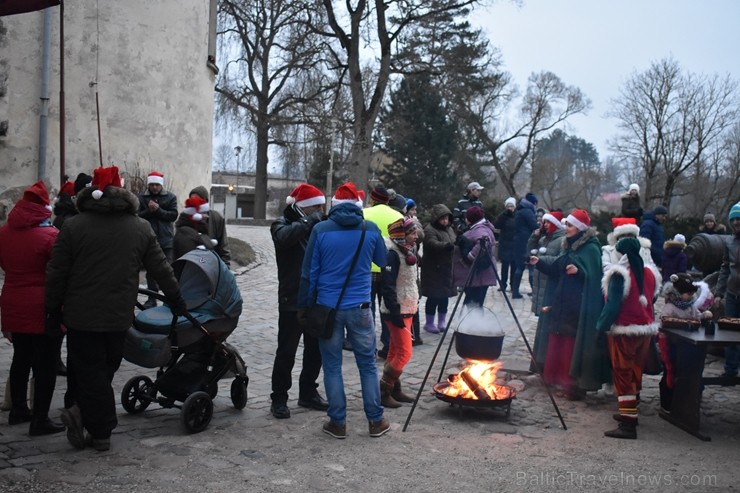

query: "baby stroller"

left=121, top=249, right=247, bottom=433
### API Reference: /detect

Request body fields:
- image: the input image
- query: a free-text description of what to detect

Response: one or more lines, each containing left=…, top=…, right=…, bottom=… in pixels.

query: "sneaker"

left=368, top=417, right=390, bottom=437
left=85, top=433, right=111, bottom=451
left=322, top=420, right=346, bottom=439
left=60, top=405, right=85, bottom=450
left=270, top=402, right=291, bottom=419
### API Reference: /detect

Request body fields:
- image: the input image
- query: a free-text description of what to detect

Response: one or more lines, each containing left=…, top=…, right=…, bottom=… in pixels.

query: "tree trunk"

left=253, top=118, right=269, bottom=220
left=347, top=120, right=372, bottom=192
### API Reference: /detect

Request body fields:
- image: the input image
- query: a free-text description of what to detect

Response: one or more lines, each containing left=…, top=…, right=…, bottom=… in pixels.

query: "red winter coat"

left=0, top=200, right=58, bottom=334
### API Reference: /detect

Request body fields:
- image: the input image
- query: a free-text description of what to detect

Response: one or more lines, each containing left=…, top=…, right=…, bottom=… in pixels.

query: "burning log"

left=459, top=368, right=491, bottom=400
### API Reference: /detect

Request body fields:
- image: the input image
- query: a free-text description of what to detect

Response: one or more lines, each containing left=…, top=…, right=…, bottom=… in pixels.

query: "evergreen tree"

left=378, top=75, right=458, bottom=209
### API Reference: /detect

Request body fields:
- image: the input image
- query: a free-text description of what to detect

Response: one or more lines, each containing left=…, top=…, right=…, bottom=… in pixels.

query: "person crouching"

left=596, top=237, right=661, bottom=439
left=379, top=218, right=419, bottom=408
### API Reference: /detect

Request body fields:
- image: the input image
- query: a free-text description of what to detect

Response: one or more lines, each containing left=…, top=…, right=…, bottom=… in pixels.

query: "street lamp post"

left=234, top=145, right=242, bottom=219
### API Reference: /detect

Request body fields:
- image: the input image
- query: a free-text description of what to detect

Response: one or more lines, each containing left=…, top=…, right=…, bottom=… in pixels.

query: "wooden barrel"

left=684, top=233, right=730, bottom=275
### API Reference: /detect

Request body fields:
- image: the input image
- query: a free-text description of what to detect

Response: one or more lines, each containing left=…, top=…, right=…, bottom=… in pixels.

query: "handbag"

left=305, top=221, right=366, bottom=339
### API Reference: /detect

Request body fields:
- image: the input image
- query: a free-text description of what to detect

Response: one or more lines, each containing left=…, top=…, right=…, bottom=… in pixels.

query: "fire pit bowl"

left=432, top=381, right=516, bottom=409
left=455, top=332, right=504, bottom=361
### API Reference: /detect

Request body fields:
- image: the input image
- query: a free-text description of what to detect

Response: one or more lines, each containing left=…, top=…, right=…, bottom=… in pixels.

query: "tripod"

left=402, top=235, right=566, bottom=431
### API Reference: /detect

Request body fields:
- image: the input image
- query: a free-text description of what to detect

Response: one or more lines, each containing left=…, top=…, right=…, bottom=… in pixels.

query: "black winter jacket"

left=138, top=189, right=178, bottom=249
left=271, top=204, right=324, bottom=311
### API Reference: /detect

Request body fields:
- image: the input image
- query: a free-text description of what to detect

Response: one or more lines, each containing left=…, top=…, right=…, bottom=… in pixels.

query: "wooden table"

left=658, top=326, right=740, bottom=441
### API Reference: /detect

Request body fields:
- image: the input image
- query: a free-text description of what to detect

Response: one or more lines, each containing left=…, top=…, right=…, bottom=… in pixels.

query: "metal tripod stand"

left=402, top=235, right=567, bottom=431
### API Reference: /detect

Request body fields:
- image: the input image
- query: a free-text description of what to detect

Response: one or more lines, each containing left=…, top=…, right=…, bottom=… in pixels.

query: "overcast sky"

left=473, top=0, right=740, bottom=160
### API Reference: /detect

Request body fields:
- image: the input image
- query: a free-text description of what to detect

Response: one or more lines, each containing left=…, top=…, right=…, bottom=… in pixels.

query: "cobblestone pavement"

left=0, top=225, right=738, bottom=492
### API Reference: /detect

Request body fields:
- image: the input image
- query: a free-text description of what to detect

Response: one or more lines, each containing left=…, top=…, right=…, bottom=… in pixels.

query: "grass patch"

left=229, top=237, right=257, bottom=267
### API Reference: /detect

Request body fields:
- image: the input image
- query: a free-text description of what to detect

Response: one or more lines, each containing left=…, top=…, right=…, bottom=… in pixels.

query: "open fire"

left=436, top=360, right=515, bottom=401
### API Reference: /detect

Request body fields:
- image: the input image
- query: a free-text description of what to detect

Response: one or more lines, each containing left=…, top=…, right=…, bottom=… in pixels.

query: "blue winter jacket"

left=298, top=202, right=387, bottom=309
left=513, top=199, right=539, bottom=261
left=639, top=211, right=665, bottom=267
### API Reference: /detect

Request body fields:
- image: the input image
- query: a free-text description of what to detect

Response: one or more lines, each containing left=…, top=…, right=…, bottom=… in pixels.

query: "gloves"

left=389, top=312, right=405, bottom=328
left=307, top=211, right=324, bottom=226
left=444, top=242, right=454, bottom=252
left=45, top=311, right=63, bottom=336
left=455, top=235, right=465, bottom=246
left=296, top=309, right=308, bottom=327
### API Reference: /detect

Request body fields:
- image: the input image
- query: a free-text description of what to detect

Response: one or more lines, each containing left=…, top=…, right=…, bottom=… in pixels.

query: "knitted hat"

left=406, top=198, right=416, bottom=210
left=74, top=173, right=92, bottom=194
left=286, top=183, right=325, bottom=208
left=729, top=203, right=740, bottom=220
left=147, top=171, right=164, bottom=186
left=628, top=183, right=640, bottom=193
left=59, top=181, right=75, bottom=197
left=525, top=193, right=538, bottom=205
left=23, top=180, right=51, bottom=208
left=369, top=185, right=391, bottom=204
left=654, top=205, right=668, bottom=215
left=566, top=209, right=590, bottom=231
left=542, top=211, right=565, bottom=232
left=703, top=213, right=716, bottom=223
left=332, top=182, right=361, bottom=207
left=189, top=185, right=210, bottom=202
left=388, top=218, right=406, bottom=241
left=616, top=237, right=647, bottom=306
left=467, top=181, right=484, bottom=191
left=91, top=166, right=122, bottom=200
left=504, top=197, right=516, bottom=208
left=673, top=233, right=686, bottom=244
left=611, top=217, right=639, bottom=239
left=183, top=196, right=210, bottom=222
left=389, top=193, right=407, bottom=213
left=670, top=273, right=698, bottom=295
left=466, top=206, right=485, bottom=224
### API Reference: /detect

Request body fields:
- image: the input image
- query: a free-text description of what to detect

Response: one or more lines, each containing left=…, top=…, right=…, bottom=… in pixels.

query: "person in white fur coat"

left=601, top=217, right=657, bottom=275
left=596, top=237, right=662, bottom=439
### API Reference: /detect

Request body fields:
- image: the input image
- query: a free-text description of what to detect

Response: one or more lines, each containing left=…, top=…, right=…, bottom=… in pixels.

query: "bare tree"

left=471, top=71, right=591, bottom=197
left=215, top=0, right=332, bottom=219
left=213, top=144, right=235, bottom=172
left=314, top=0, right=477, bottom=190
left=608, top=57, right=740, bottom=209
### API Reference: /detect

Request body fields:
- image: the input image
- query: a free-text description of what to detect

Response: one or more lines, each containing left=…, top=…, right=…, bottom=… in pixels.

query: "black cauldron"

left=455, top=332, right=504, bottom=361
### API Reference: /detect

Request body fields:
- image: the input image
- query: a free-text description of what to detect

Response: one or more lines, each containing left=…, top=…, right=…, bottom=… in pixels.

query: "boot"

left=423, top=316, right=439, bottom=334
left=391, top=381, right=414, bottom=403
left=8, top=406, right=32, bottom=425
left=380, top=378, right=401, bottom=408
left=604, top=420, right=637, bottom=439
left=612, top=413, right=639, bottom=425
left=29, top=416, right=65, bottom=436
left=437, top=313, right=448, bottom=333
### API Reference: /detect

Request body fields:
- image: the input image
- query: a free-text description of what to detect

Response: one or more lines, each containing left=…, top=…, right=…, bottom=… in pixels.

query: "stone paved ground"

left=0, top=224, right=738, bottom=492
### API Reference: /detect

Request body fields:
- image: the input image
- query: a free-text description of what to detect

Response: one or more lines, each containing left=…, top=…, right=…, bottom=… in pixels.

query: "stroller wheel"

left=121, top=376, right=153, bottom=414
left=230, top=377, right=248, bottom=410
left=181, top=391, right=213, bottom=433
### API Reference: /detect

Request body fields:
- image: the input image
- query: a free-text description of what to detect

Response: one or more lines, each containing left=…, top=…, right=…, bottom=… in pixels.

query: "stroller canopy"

left=173, top=249, right=243, bottom=320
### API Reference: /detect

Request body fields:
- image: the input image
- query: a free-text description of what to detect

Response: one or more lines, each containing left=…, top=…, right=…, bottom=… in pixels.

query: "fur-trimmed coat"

left=532, top=228, right=610, bottom=390
left=662, top=239, right=688, bottom=280
left=596, top=255, right=661, bottom=336
left=420, top=204, right=456, bottom=298
left=602, top=235, right=657, bottom=275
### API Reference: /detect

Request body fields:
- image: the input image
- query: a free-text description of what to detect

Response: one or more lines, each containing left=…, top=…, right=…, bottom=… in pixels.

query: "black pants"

left=371, top=272, right=391, bottom=350
left=10, top=332, right=62, bottom=417
left=424, top=296, right=449, bottom=316
left=66, top=329, right=126, bottom=439
left=499, top=259, right=516, bottom=290
left=463, top=286, right=489, bottom=307
left=270, top=311, right=322, bottom=404
left=145, top=247, right=174, bottom=295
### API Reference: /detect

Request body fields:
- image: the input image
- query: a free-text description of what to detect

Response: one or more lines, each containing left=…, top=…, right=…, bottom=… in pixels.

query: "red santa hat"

left=286, top=183, right=326, bottom=208
left=542, top=211, right=565, bottom=233
left=91, top=166, right=122, bottom=200
left=565, top=209, right=591, bottom=232
left=331, top=182, right=361, bottom=207
left=183, top=196, right=210, bottom=222
left=611, top=217, right=639, bottom=239
left=147, top=171, right=165, bottom=186
left=22, top=180, right=52, bottom=211
left=59, top=181, right=76, bottom=197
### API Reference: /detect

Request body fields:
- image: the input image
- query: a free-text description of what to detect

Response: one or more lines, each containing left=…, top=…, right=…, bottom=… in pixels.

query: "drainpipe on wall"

left=38, top=8, right=53, bottom=182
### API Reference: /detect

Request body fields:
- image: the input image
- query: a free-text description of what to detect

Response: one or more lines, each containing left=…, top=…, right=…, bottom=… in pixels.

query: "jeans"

left=318, top=307, right=383, bottom=424
left=724, top=293, right=740, bottom=375
left=271, top=311, right=322, bottom=404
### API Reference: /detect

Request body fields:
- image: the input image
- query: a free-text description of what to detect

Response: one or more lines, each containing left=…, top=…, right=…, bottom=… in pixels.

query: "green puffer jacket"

left=46, top=186, right=182, bottom=332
